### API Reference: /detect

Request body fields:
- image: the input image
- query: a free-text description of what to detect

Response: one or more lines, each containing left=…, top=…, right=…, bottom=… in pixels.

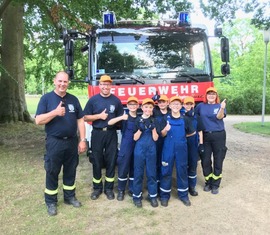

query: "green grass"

left=26, top=95, right=89, bottom=115
left=0, top=123, right=163, bottom=235
left=234, top=122, right=270, bottom=136
left=26, top=95, right=41, bottom=115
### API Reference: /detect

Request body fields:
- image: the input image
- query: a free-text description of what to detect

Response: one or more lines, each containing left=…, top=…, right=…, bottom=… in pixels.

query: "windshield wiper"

left=175, top=73, right=199, bottom=82
left=125, top=74, right=145, bottom=84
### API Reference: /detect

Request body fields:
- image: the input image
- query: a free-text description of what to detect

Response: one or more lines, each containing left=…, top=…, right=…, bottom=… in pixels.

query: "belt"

left=49, top=136, right=76, bottom=140
left=93, top=127, right=115, bottom=131
left=204, top=130, right=224, bottom=134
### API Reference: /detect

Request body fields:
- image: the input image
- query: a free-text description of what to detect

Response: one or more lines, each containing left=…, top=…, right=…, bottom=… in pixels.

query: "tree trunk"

left=0, top=2, right=32, bottom=123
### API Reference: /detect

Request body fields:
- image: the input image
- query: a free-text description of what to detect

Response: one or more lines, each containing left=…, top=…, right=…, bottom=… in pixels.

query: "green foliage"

left=21, top=0, right=195, bottom=92
left=199, top=0, right=270, bottom=29
left=213, top=18, right=270, bottom=114
left=2, top=1, right=268, bottom=115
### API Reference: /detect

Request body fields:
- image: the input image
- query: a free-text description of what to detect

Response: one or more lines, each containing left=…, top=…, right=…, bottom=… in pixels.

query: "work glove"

left=198, top=144, right=205, bottom=160
left=138, top=122, right=146, bottom=132
left=152, top=92, right=160, bottom=102
left=185, top=108, right=194, bottom=117
left=87, top=149, right=94, bottom=164
left=148, top=122, right=156, bottom=130
left=198, top=144, right=204, bottom=154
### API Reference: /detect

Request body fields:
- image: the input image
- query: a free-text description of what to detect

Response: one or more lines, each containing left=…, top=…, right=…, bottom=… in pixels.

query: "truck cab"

left=62, top=12, right=230, bottom=105
left=61, top=12, right=230, bottom=143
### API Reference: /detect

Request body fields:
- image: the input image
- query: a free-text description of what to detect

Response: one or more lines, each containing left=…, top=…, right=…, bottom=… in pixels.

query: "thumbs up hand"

left=165, top=121, right=171, bottom=131
left=99, top=108, right=108, bottom=120
left=55, top=101, right=65, bottom=116
left=221, top=99, right=226, bottom=109
left=122, top=110, right=128, bottom=120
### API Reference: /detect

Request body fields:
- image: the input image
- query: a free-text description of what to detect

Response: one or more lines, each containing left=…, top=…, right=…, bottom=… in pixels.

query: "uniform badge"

left=68, top=104, right=75, bottom=112
left=213, top=108, right=219, bottom=115
left=162, top=161, right=169, bottom=166
left=109, top=105, right=115, bottom=113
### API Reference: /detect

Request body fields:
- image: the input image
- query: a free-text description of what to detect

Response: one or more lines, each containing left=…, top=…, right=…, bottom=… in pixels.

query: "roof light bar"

left=178, top=12, right=191, bottom=26
left=103, top=11, right=116, bottom=27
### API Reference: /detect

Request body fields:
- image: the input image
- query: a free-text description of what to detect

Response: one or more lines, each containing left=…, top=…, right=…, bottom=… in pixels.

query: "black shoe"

left=64, top=197, right=82, bottom=208
left=204, top=184, right=211, bottom=192
left=128, top=190, right=133, bottom=197
left=47, top=203, right=57, bottom=216
left=148, top=197, right=158, bottom=207
left=189, top=187, right=198, bottom=196
left=117, top=191, right=125, bottom=201
left=90, top=190, right=102, bottom=200
left=160, top=199, right=168, bottom=207
left=134, top=200, right=142, bottom=208
left=180, top=199, right=191, bottom=207
left=211, top=187, right=219, bottom=194
left=104, top=190, right=115, bottom=200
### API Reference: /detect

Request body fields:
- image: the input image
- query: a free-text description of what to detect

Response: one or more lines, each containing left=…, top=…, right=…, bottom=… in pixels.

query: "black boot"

left=203, top=184, right=211, bottom=192
left=189, top=187, right=198, bottom=196
left=90, top=190, right=102, bottom=200
left=47, top=203, right=57, bottom=216
left=117, top=190, right=125, bottom=201
left=64, top=197, right=82, bottom=207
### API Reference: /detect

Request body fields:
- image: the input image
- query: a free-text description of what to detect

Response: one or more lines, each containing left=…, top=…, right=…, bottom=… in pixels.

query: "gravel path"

left=83, top=115, right=270, bottom=234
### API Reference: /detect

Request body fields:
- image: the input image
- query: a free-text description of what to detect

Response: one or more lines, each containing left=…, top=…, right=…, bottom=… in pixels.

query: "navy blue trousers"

left=44, top=136, right=78, bottom=204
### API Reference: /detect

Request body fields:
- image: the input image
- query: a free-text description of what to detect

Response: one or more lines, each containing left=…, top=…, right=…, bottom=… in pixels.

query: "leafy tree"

left=0, top=2, right=31, bottom=123
left=213, top=18, right=269, bottom=114
left=0, top=0, right=192, bottom=123
left=0, top=0, right=268, bottom=122
left=199, top=0, right=270, bottom=29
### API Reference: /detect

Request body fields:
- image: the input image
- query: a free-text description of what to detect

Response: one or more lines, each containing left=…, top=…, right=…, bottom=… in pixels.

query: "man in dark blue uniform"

left=35, top=71, right=87, bottom=216
left=84, top=75, right=123, bottom=200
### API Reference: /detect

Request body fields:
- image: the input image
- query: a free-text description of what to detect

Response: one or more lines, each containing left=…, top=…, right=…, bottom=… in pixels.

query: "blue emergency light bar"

left=103, top=11, right=116, bottom=27
left=178, top=12, right=191, bottom=26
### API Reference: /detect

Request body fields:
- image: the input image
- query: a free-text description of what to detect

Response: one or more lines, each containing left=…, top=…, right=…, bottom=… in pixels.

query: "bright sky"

left=190, top=0, right=255, bottom=35
left=159, top=0, right=267, bottom=32
left=186, top=0, right=216, bottom=35
left=190, top=10, right=215, bottom=35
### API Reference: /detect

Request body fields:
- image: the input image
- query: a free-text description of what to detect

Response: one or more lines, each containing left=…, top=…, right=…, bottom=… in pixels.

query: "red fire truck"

left=62, top=12, right=230, bottom=104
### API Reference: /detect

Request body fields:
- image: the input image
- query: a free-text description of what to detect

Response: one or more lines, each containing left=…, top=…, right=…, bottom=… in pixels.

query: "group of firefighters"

left=36, top=72, right=227, bottom=216
left=105, top=93, right=201, bottom=208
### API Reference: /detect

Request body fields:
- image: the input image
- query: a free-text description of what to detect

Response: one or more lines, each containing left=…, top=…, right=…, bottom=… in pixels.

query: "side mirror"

left=65, top=40, right=74, bottom=67
left=66, top=69, right=74, bottom=80
left=214, top=27, right=223, bottom=37
left=221, top=64, right=230, bottom=75
left=221, top=37, right=230, bottom=63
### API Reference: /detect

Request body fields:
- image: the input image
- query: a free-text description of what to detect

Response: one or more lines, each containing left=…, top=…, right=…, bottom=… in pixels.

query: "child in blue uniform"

left=183, top=96, right=204, bottom=197
left=133, top=98, right=159, bottom=208
left=108, top=96, right=139, bottom=201
left=153, top=95, right=170, bottom=196
left=159, top=96, right=195, bottom=207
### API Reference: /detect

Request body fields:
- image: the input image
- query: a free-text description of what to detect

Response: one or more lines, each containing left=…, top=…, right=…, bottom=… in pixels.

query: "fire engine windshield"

left=95, top=27, right=212, bottom=84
